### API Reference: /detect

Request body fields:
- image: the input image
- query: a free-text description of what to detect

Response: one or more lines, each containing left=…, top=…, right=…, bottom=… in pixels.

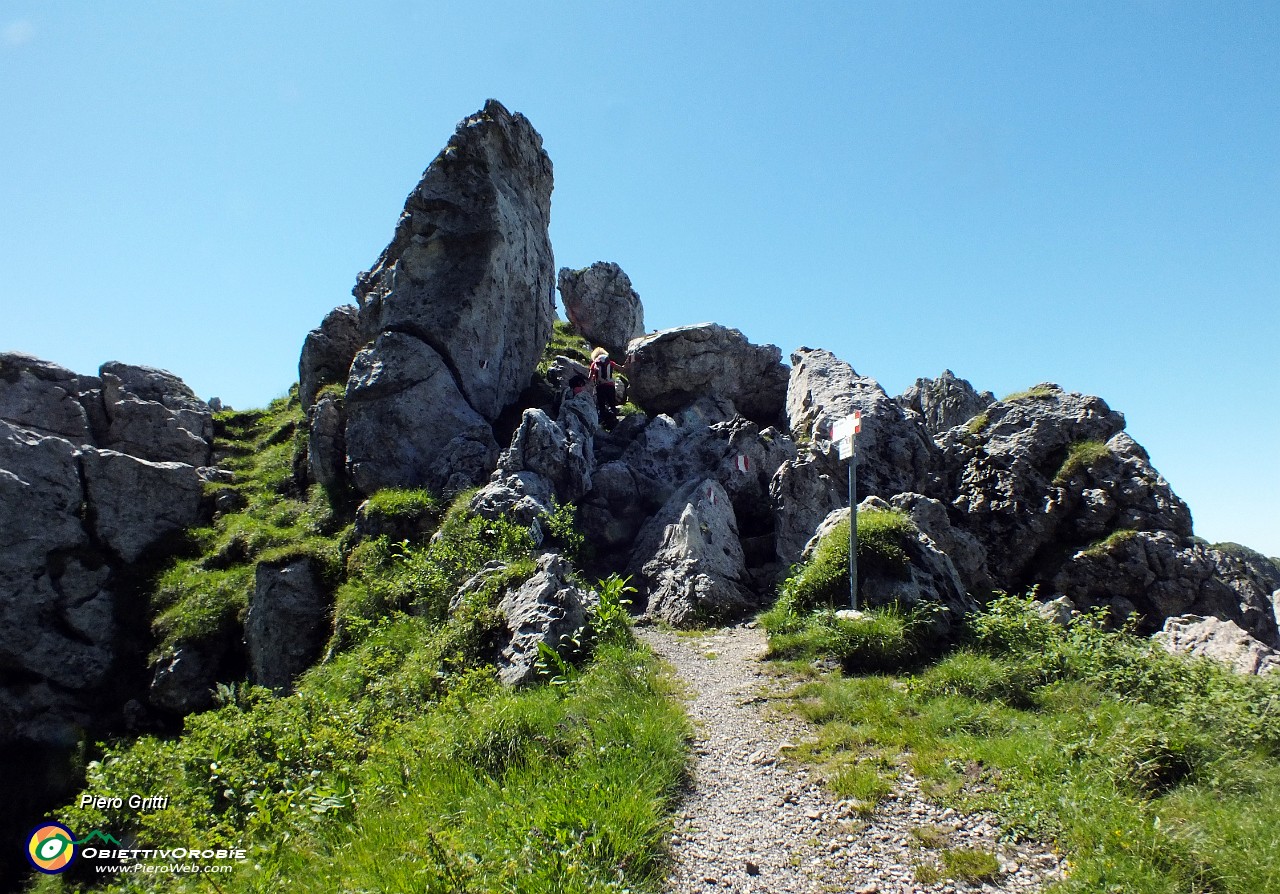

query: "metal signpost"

left=832, top=411, right=863, bottom=610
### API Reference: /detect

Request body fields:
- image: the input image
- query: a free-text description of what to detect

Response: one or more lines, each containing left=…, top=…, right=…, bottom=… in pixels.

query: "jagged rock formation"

left=626, top=479, right=755, bottom=626
left=1155, top=614, right=1280, bottom=675
left=245, top=558, right=331, bottom=693
left=626, top=324, right=789, bottom=426
left=298, top=304, right=362, bottom=410
left=306, top=99, right=556, bottom=496
left=772, top=348, right=937, bottom=567
left=897, top=369, right=995, bottom=435
left=0, top=354, right=212, bottom=748
left=557, top=262, right=645, bottom=357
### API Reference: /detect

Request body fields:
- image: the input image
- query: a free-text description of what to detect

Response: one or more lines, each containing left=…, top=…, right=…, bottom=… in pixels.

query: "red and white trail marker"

left=735, top=454, right=750, bottom=473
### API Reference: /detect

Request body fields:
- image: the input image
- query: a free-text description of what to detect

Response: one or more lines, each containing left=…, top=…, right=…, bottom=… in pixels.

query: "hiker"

left=589, top=347, right=625, bottom=430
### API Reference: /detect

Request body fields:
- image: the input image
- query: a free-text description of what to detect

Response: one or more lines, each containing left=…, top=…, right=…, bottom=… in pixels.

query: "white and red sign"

left=833, top=411, right=862, bottom=460
left=735, top=454, right=750, bottom=473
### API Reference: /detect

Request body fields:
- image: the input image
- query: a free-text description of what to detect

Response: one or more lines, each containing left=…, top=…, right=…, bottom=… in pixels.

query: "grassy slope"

left=31, top=379, right=690, bottom=894
left=764, top=539, right=1280, bottom=894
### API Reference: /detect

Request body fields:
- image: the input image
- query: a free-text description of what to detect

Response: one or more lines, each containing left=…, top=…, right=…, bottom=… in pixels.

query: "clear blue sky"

left=3, top=2, right=1277, bottom=556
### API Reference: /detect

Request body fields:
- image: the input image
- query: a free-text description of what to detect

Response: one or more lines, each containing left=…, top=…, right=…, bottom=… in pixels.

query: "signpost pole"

left=849, top=438, right=858, bottom=611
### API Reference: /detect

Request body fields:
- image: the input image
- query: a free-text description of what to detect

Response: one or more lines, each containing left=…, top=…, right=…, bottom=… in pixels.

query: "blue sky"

left=3, top=2, right=1277, bottom=556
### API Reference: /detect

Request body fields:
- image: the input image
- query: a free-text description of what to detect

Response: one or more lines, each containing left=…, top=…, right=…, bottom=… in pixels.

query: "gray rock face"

left=557, top=262, right=645, bottom=357
left=802, top=501, right=977, bottom=633
left=149, top=644, right=224, bottom=715
left=897, top=370, right=994, bottom=436
left=100, top=362, right=213, bottom=466
left=772, top=348, right=937, bottom=568
left=493, top=552, right=596, bottom=686
left=0, top=353, right=97, bottom=442
left=1051, top=532, right=1280, bottom=646
left=936, top=384, right=1129, bottom=585
left=353, top=99, right=555, bottom=421
left=625, top=324, right=789, bottom=426
left=299, top=304, right=364, bottom=410
left=81, top=449, right=203, bottom=563
left=1155, top=614, right=1280, bottom=675
left=627, top=478, right=755, bottom=627
left=470, top=471, right=558, bottom=527
left=498, top=404, right=593, bottom=504
left=246, top=558, right=332, bottom=693
left=344, top=332, right=498, bottom=495
left=307, top=395, right=346, bottom=491
left=886, top=492, right=992, bottom=594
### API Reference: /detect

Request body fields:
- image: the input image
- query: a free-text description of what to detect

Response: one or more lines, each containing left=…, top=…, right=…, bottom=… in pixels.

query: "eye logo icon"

left=27, top=822, right=76, bottom=874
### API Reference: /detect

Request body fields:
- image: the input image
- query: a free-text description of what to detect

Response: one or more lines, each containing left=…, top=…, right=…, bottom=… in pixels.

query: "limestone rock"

left=344, top=332, right=498, bottom=495
left=936, top=384, right=1128, bottom=585
left=557, top=262, right=645, bottom=357
left=0, top=353, right=95, bottom=442
left=802, top=500, right=977, bottom=631
left=627, top=478, right=755, bottom=627
left=246, top=558, right=331, bottom=693
left=99, top=361, right=213, bottom=466
left=299, top=304, right=364, bottom=410
left=625, top=323, right=789, bottom=426
left=469, top=471, right=557, bottom=527
left=896, top=370, right=994, bottom=435
left=1155, top=615, right=1280, bottom=675
left=1051, top=531, right=1280, bottom=646
left=306, top=394, right=346, bottom=491
left=886, top=492, right=992, bottom=593
left=353, top=99, right=555, bottom=421
left=493, top=552, right=596, bottom=686
left=498, top=404, right=593, bottom=504
left=149, top=644, right=224, bottom=715
left=771, top=452, right=846, bottom=570
left=81, top=448, right=203, bottom=564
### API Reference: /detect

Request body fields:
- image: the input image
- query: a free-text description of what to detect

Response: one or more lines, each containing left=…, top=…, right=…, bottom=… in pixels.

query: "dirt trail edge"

left=639, top=624, right=1066, bottom=894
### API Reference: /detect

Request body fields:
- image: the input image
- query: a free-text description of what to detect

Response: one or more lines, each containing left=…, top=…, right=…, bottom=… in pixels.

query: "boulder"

left=299, top=304, right=364, bottom=410
left=625, top=323, right=789, bottom=426
left=81, top=449, right=203, bottom=564
left=497, top=404, right=593, bottom=504
left=492, top=553, right=596, bottom=686
left=306, top=394, right=346, bottom=491
left=149, top=644, right=224, bottom=715
left=344, top=331, right=498, bottom=495
left=936, top=384, right=1129, bottom=585
left=771, top=452, right=846, bottom=570
left=801, top=500, right=977, bottom=632
left=245, top=558, right=331, bottom=693
left=99, top=361, right=213, bottom=466
left=886, top=492, right=992, bottom=593
left=896, top=370, right=994, bottom=436
left=627, top=478, right=755, bottom=627
left=0, top=353, right=95, bottom=442
left=353, top=99, right=555, bottom=421
left=556, top=262, right=645, bottom=357
left=1051, top=531, right=1280, bottom=646
left=1155, top=614, right=1280, bottom=675
left=469, top=471, right=557, bottom=527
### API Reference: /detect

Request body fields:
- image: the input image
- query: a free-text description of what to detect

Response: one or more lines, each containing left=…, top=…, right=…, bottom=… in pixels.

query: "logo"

left=26, top=822, right=77, bottom=874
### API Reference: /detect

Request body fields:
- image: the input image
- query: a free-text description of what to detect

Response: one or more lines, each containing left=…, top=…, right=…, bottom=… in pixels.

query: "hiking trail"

left=638, top=624, right=1066, bottom=894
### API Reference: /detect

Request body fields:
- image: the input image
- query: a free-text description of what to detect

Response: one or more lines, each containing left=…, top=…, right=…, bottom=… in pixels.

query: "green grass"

left=1055, top=439, right=1112, bottom=483
left=1002, top=385, right=1059, bottom=402
left=768, top=593, right=1280, bottom=894
left=539, top=319, right=593, bottom=376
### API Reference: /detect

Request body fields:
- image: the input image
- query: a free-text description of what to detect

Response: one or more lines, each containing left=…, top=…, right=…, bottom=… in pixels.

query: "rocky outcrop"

left=344, top=332, right=499, bottom=495
left=307, top=394, right=346, bottom=491
left=493, top=553, right=596, bottom=686
left=1051, top=532, right=1280, bottom=646
left=771, top=349, right=937, bottom=568
left=0, top=356, right=213, bottom=750
left=627, top=478, right=755, bottom=627
left=245, top=558, right=332, bottom=693
left=803, top=501, right=978, bottom=633
left=81, top=449, right=203, bottom=563
left=625, top=324, right=789, bottom=426
left=557, top=262, right=645, bottom=357
left=100, top=361, right=213, bottom=467
left=1155, top=614, right=1280, bottom=675
left=897, top=370, right=994, bottom=436
left=319, top=100, right=556, bottom=496
left=299, top=305, right=364, bottom=410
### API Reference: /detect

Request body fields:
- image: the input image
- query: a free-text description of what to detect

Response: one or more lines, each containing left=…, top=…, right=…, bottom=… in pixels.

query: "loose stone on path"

left=639, top=625, right=1065, bottom=894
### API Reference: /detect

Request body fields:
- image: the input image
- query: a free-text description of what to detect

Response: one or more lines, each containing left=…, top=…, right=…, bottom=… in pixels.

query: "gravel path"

left=639, top=624, right=1067, bottom=894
